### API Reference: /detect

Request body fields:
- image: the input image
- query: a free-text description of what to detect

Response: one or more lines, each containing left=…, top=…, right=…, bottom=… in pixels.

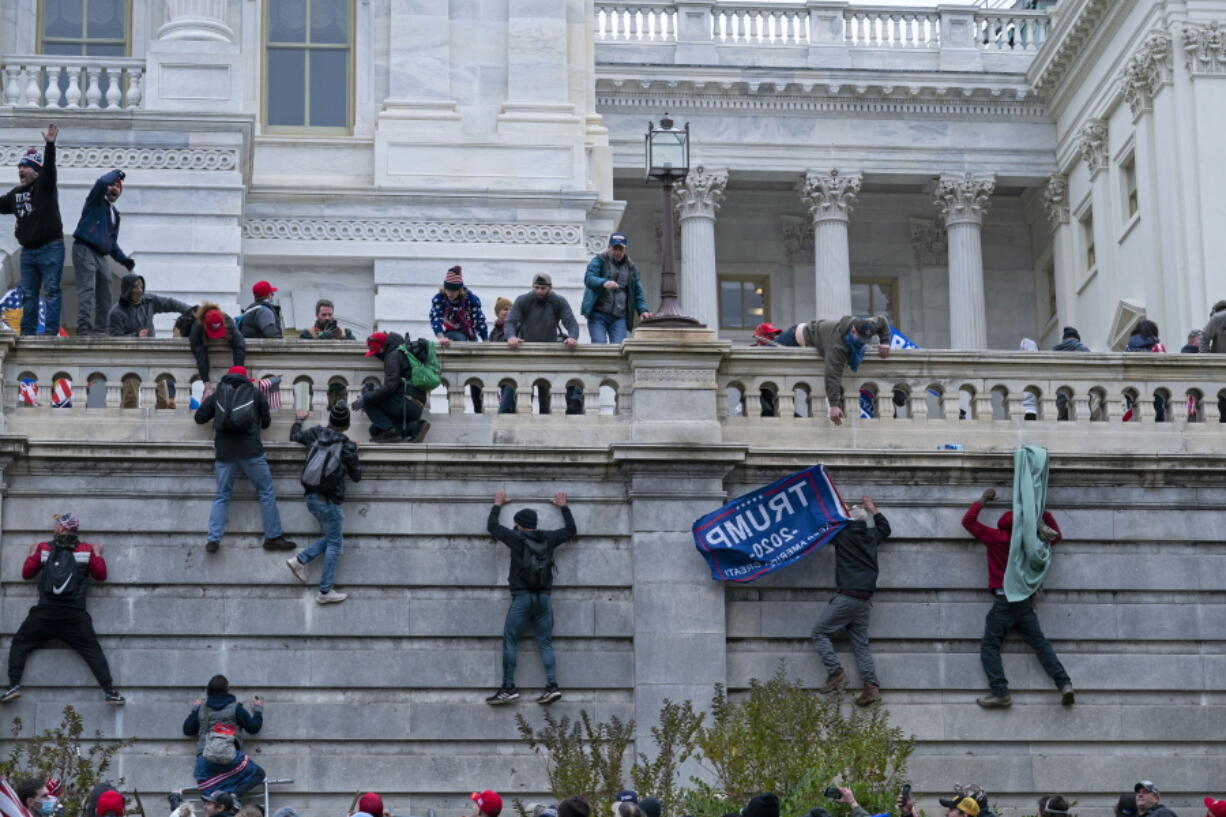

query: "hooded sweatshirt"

left=189, top=302, right=247, bottom=380
left=487, top=504, right=578, bottom=594
left=1124, top=332, right=1165, bottom=352
left=73, top=169, right=131, bottom=264
left=961, top=502, right=1061, bottom=591
left=364, top=332, right=428, bottom=405
left=106, top=273, right=191, bottom=337
left=289, top=423, right=362, bottom=503
left=505, top=291, right=579, bottom=342
left=182, top=693, right=264, bottom=749
left=0, top=141, right=63, bottom=249
left=802, top=314, right=891, bottom=407
left=1052, top=336, right=1090, bottom=352
left=830, top=512, right=891, bottom=594
left=1203, top=307, right=1226, bottom=353
left=22, top=534, right=106, bottom=609
left=239, top=299, right=283, bottom=339
left=193, top=371, right=271, bottom=462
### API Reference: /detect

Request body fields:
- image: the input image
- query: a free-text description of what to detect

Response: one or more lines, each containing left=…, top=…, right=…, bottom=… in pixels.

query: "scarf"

left=845, top=329, right=867, bottom=372
left=441, top=294, right=476, bottom=339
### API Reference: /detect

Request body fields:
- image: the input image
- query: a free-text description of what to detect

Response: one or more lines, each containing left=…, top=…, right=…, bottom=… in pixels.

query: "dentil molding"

left=242, top=219, right=583, bottom=245
left=932, top=173, right=995, bottom=227
left=1119, top=29, right=1173, bottom=119
left=1075, top=118, right=1109, bottom=177
left=0, top=145, right=239, bottom=171
left=1182, top=21, right=1226, bottom=75
left=1043, top=175, right=1070, bottom=229
left=801, top=169, right=861, bottom=224
left=673, top=166, right=728, bottom=221
left=1031, top=0, right=1114, bottom=95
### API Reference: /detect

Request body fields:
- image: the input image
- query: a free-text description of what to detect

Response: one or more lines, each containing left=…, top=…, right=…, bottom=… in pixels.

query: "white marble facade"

left=0, top=0, right=1222, bottom=348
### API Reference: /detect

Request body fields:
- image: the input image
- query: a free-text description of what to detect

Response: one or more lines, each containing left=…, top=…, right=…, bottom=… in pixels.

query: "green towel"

left=1004, top=444, right=1052, bottom=602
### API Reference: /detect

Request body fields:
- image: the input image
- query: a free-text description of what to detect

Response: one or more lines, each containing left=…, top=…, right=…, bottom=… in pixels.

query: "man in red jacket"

left=962, top=488, right=1073, bottom=709
left=1, top=513, right=124, bottom=704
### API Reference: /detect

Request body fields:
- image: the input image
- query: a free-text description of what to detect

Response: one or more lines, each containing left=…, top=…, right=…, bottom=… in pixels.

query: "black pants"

left=980, top=595, right=1069, bottom=695
left=8, top=606, right=113, bottom=689
left=441, top=330, right=484, bottom=412
left=364, top=393, right=424, bottom=438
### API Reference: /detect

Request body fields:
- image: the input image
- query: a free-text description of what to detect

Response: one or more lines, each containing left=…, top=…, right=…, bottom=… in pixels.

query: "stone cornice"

left=1120, top=28, right=1174, bottom=120
left=1028, top=0, right=1114, bottom=96
left=1182, top=20, right=1226, bottom=75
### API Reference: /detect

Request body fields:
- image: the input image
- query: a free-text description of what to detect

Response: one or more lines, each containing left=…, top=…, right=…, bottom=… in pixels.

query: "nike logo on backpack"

left=52, top=576, right=72, bottom=594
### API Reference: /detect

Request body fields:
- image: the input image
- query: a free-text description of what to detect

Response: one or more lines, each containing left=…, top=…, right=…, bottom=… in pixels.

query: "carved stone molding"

left=584, top=234, right=608, bottom=254
left=0, top=145, right=238, bottom=171
left=801, top=169, right=862, bottom=224
left=932, top=173, right=995, bottom=227
left=157, top=0, right=234, bottom=41
left=910, top=218, right=947, bottom=266
left=673, top=166, right=728, bottom=221
left=781, top=217, right=813, bottom=264
left=1182, top=21, right=1226, bottom=74
left=1043, top=174, right=1070, bottom=230
left=1032, top=0, right=1113, bottom=94
left=243, top=219, right=583, bottom=245
left=1120, top=29, right=1173, bottom=118
left=1076, top=119, right=1109, bottom=177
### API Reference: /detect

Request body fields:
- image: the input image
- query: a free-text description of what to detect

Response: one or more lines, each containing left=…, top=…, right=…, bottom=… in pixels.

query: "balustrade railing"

left=845, top=8, right=940, bottom=49
left=1, top=56, right=144, bottom=110
left=595, top=3, right=678, bottom=41
left=712, top=6, right=809, bottom=45
left=973, top=10, right=1048, bottom=52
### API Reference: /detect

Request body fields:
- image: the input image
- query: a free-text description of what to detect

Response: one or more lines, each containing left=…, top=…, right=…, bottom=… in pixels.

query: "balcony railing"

left=2, top=336, right=1224, bottom=456
left=1, top=56, right=145, bottom=110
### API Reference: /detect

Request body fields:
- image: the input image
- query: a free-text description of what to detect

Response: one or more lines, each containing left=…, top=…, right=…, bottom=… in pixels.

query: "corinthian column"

left=802, top=169, right=861, bottom=319
left=933, top=172, right=995, bottom=349
left=673, top=166, right=728, bottom=329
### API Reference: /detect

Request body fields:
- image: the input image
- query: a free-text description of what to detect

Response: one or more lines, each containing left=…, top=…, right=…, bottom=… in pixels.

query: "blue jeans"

left=501, top=591, right=556, bottom=689
left=588, top=311, right=628, bottom=344
left=207, top=455, right=284, bottom=542
left=20, top=241, right=65, bottom=335
left=297, top=493, right=344, bottom=592
left=497, top=383, right=583, bottom=415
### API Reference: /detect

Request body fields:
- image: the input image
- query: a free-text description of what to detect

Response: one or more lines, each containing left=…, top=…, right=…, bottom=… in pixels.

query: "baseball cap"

left=203, top=309, right=227, bottom=339
left=616, top=792, right=638, bottom=804
left=1204, top=798, right=1226, bottom=817
left=754, top=322, right=782, bottom=337
left=472, top=791, right=503, bottom=817
left=609, top=232, right=628, bottom=247
left=201, top=792, right=240, bottom=811
left=252, top=281, right=278, bottom=299
left=358, top=793, right=384, bottom=816
left=953, top=798, right=980, bottom=817
left=533, top=273, right=552, bottom=287
left=96, top=791, right=124, bottom=816
left=227, top=365, right=248, bottom=378
left=1135, top=783, right=1159, bottom=795
left=365, top=331, right=389, bottom=357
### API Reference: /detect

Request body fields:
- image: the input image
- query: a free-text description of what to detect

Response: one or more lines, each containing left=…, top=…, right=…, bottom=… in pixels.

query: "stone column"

left=933, top=172, right=995, bottom=349
left=1043, top=174, right=1075, bottom=330
left=156, top=0, right=232, bottom=40
left=802, top=169, right=861, bottom=320
left=673, top=166, right=728, bottom=330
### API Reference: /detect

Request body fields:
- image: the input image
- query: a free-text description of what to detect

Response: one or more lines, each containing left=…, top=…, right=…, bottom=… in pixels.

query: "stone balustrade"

left=1, top=56, right=144, bottom=110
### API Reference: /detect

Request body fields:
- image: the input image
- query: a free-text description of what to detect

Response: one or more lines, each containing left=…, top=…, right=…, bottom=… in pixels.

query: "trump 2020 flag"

left=889, top=326, right=919, bottom=349
left=693, top=464, right=851, bottom=583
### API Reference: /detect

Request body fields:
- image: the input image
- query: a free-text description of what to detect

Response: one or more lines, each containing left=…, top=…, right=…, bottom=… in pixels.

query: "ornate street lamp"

left=641, top=114, right=702, bottom=327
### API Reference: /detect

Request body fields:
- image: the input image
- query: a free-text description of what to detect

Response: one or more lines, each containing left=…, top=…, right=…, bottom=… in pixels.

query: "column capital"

left=1076, top=118, right=1109, bottom=177
left=673, top=166, right=729, bottom=221
left=801, top=169, right=861, bottom=224
left=1120, top=28, right=1173, bottom=119
left=933, top=172, right=995, bottom=227
left=1043, top=174, right=1070, bottom=230
left=1183, top=21, right=1226, bottom=74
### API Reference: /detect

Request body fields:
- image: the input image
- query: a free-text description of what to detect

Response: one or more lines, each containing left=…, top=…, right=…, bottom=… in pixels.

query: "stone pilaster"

left=1120, top=29, right=1173, bottom=120
left=673, top=166, right=728, bottom=330
left=801, top=169, right=861, bottom=320
left=933, top=172, right=994, bottom=349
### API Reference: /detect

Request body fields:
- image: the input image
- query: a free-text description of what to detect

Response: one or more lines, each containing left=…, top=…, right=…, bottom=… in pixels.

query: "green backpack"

left=397, top=341, right=442, bottom=392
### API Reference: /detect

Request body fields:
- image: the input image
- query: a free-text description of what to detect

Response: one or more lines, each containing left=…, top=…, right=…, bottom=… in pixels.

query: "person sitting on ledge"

left=770, top=314, right=891, bottom=425
left=299, top=298, right=355, bottom=340
left=107, top=273, right=191, bottom=338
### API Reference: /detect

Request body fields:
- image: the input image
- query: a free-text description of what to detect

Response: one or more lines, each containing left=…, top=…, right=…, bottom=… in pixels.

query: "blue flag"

left=693, top=464, right=851, bottom=583
left=889, top=326, right=919, bottom=349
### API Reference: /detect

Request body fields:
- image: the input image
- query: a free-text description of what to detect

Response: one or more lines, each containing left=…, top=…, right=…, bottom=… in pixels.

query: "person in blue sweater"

left=182, top=674, right=266, bottom=796
left=72, top=169, right=134, bottom=336
left=580, top=233, right=650, bottom=344
left=429, top=265, right=487, bottom=411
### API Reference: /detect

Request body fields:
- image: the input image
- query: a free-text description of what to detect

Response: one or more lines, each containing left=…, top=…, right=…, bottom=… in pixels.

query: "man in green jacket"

left=580, top=232, right=651, bottom=344
left=772, top=315, right=891, bottom=424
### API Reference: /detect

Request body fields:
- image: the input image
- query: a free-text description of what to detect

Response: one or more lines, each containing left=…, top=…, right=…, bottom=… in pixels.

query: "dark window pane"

left=86, top=0, right=124, bottom=40
left=267, top=47, right=305, bottom=126
left=850, top=283, right=870, bottom=315
left=310, top=0, right=347, bottom=44
left=43, top=0, right=83, bottom=39
left=42, top=41, right=84, bottom=55
left=720, top=280, right=741, bottom=328
left=308, top=48, right=348, bottom=127
left=84, top=42, right=125, bottom=56
left=269, top=0, right=307, bottom=42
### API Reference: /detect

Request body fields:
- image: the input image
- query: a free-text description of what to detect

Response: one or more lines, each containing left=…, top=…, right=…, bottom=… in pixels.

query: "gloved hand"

left=122, top=258, right=135, bottom=270
left=350, top=398, right=364, bottom=412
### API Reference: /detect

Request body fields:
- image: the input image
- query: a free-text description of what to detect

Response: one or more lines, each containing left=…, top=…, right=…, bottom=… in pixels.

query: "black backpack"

left=39, top=539, right=88, bottom=600
left=301, top=433, right=346, bottom=494
left=519, top=537, right=555, bottom=591
left=213, top=380, right=258, bottom=432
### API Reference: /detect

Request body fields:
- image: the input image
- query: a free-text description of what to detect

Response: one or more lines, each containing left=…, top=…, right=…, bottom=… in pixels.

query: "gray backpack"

left=197, top=701, right=239, bottom=764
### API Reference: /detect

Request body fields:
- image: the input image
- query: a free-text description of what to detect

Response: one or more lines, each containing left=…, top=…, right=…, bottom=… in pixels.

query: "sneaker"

left=316, top=589, right=348, bottom=604
left=535, top=684, right=563, bottom=705
left=0, top=685, right=21, bottom=703
left=369, top=429, right=401, bottom=443
left=286, top=557, right=309, bottom=584
left=104, top=689, right=125, bottom=705
left=855, top=683, right=881, bottom=707
left=1060, top=683, right=1075, bottom=706
left=205, top=540, right=220, bottom=553
left=819, top=667, right=847, bottom=694
left=410, top=419, right=431, bottom=443
left=976, top=693, right=1012, bottom=709
left=262, top=536, right=297, bottom=551
left=485, top=687, right=519, bottom=705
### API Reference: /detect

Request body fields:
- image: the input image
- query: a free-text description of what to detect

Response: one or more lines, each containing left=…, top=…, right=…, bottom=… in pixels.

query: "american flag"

left=0, top=776, right=34, bottom=817
left=19, top=378, right=38, bottom=406
left=52, top=377, right=72, bottom=408
left=0, top=287, right=68, bottom=335
left=859, top=388, right=876, bottom=419
left=258, top=376, right=282, bottom=410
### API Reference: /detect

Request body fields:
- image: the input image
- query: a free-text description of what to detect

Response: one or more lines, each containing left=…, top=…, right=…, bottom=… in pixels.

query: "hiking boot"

left=485, top=687, right=519, bottom=705
left=104, top=689, right=125, bottom=705
left=976, top=693, right=1012, bottom=709
left=410, top=419, right=431, bottom=443
left=855, top=683, right=882, bottom=706
left=205, top=540, right=220, bottom=553
left=0, top=685, right=21, bottom=703
left=819, top=667, right=847, bottom=694
left=286, top=557, right=309, bottom=584
left=1060, top=683, right=1075, bottom=706
left=535, top=684, right=563, bottom=705
left=316, top=589, right=348, bottom=604
left=369, top=429, right=401, bottom=443
left=262, top=536, right=297, bottom=551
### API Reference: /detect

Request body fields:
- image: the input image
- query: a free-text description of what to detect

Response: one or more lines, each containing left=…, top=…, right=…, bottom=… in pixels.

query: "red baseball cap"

left=1205, top=799, right=1226, bottom=817
left=203, top=309, right=227, bottom=339
left=358, top=793, right=384, bottom=816
left=471, top=791, right=502, bottom=817
left=227, top=365, right=248, bottom=378
left=365, top=331, right=389, bottom=358
left=96, top=790, right=124, bottom=816
left=754, top=322, right=782, bottom=336
left=252, top=280, right=278, bottom=299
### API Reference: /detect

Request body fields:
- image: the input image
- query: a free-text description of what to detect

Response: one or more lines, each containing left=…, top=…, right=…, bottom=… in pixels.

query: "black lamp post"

left=641, top=114, right=703, bottom=327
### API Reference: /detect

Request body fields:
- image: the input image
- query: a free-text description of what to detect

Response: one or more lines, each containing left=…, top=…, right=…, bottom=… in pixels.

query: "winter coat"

left=429, top=290, right=488, bottom=340
left=73, top=170, right=132, bottom=266
left=0, top=141, right=62, bottom=248
left=830, top=512, right=891, bottom=594
left=961, top=502, right=1062, bottom=590
left=22, top=534, right=106, bottom=609
left=106, top=274, right=191, bottom=337
left=1052, top=337, right=1090, bottom=352
left=239, top=300, right=283, bottom=339
left=188, top=303, right=247, bottom=380
left=1124, top=333, right=1166, bottom=352
left=362, top=332, right=428, bottom=406
left=183, top=693, right=263, bottom=748
left=581, top=252, right=649, bottom=323
left=289, top=423, right=362, bottom=504
left=489, top=321, right=508, bottom=342
left=193, top=372, right=272, bottom=462
left=487, top=504, right=577, bottom=595
left=802, top=314, right=891, bottom=407
left=505, top=291, right=579, bottom=342
left=1202, top=308, right=1226, bottom=352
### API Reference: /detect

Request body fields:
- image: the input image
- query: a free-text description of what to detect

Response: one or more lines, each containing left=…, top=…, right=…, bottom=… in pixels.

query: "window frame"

left=262, top=0, right=355, bottom=136
left=1074, top=194, right=1097, bottom=293
left=37, top=0, right=132, bottom=56
left=849, top=275, right=901, bottom=326
left=717, top=274, right=770, bottom=331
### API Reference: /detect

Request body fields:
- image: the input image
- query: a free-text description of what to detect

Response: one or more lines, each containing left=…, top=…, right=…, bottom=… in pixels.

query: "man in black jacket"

left=1134, top=782, right=1178, bottom=817
left=812, top=494, right=890, bottom=706
left=354, top=331, right=430, bottom=443
left=194, top=366, right=295, bottom=554
left=499, top=274, right=582, bottom=414
left=106, top=273, right=191, bottom=337
left=0, top=124, right=64, bottom=336
left=485, top=490, right=577, bottom=705
left=286, top=401, right=362, bottom=604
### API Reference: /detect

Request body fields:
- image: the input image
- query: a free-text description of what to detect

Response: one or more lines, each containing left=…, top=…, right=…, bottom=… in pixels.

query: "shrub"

left=516, top=709, right=635, bottom=807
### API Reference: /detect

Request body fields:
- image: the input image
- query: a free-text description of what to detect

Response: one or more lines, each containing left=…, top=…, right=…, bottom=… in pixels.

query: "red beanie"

left=227, top=365, right=249, bottom=378
left=358, top=793, right=384, bottom=816
left=96, top=791, right=125, bottom=816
